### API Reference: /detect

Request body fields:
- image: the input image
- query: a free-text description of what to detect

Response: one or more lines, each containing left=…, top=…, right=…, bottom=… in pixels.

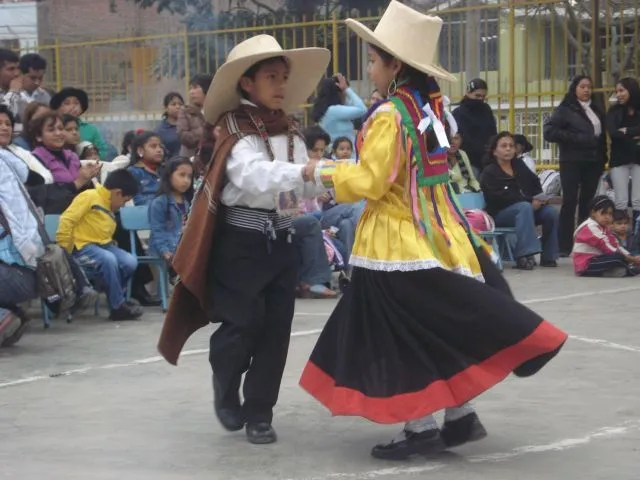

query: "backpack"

left=464, top=209, right=495, bottom=233
left=36, top=243, right=77, bottom=311
left=539, top=170, right=562, bottom=195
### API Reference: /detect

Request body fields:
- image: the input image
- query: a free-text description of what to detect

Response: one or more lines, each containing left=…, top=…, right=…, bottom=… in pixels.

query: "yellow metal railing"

left=16, top=0, right=640, bottom=168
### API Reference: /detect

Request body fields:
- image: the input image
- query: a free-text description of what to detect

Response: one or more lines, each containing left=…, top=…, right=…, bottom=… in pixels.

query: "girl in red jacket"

left=572, top=195, right=640, bottom=277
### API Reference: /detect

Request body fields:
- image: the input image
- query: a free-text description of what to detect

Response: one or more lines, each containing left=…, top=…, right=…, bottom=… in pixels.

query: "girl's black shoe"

left=441, top=412, right=488, bottom=448
left=371, top=429, right=446, bottom=460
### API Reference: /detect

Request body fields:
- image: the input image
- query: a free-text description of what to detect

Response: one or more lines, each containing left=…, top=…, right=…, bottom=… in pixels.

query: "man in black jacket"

left=452, top=79, right=497, bottom=175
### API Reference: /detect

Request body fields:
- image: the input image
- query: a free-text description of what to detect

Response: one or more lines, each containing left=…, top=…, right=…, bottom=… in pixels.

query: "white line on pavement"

left=1, top=285, right=638, bottom=390
left=286, top=421, right=640, bottom=480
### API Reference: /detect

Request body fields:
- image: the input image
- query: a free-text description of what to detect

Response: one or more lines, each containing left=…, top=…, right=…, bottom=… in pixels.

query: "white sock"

left=404, top=414, right=439, bottom=434
left=444, top=403, right=475, bottom=423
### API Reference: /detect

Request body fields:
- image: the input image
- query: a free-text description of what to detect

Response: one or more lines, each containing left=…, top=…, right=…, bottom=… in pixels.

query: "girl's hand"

left=335, top=73, right=349, bottom=91
left=302, top=159, right=318, bottom=183
left=75, top=163, right=100, bottom=188
left=163, top=252, right=173, bottom=264
left=619, top=127, right=628, bottom=135
left=319, top=192, right=331, bottom=203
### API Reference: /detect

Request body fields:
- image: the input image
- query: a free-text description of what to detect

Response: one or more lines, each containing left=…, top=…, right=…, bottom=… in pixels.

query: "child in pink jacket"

left=572, top=195, right=640, bottom=277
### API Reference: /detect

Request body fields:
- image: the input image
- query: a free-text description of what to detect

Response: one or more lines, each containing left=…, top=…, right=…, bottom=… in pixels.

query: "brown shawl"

left=157, top=105, right=292, bottom=365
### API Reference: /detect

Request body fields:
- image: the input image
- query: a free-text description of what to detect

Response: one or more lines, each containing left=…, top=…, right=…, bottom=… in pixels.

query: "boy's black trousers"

left=208, top=225, right=297, bottom=425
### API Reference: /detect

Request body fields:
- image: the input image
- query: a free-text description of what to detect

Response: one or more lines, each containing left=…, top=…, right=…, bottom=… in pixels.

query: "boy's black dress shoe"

left=371, top=429, right=446, bottom=460
left=246, top=423, right=277, bottom=444
left=213, top=376, right=244, bottom=432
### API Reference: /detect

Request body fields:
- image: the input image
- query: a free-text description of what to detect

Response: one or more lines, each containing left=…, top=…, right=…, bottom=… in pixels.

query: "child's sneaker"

left=71, top=287, right=99, bottom=315
left=109, top=303, right=143, bottom=321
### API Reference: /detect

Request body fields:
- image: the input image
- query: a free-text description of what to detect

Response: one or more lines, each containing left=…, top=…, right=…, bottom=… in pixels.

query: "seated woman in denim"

left=148, top=157, right=193, bottom=273
left=481, top=132, right=559, bottom=270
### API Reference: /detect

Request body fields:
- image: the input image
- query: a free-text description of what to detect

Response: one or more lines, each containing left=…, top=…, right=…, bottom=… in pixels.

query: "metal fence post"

left=508, top=0, right=516, bottom=132
left=332, top=12, right=339, bottom=74
left=54, top=39, right=62, bottom=91
left=183, top=29, right=191, bottom=97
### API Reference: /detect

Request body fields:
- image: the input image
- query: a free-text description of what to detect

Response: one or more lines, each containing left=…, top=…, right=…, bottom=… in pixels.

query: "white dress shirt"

left=221, top=104, right=322, bottom=210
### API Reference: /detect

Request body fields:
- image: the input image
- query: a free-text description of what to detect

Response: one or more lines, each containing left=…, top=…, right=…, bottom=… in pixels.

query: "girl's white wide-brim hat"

left=345, top=0, right=456, bottom=83
left=204, top=35, right=331, bottom=124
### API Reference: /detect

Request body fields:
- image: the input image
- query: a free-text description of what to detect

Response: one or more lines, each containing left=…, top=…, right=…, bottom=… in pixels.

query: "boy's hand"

left=531, top=199, right=543, bottom=210
left=8, top=76, right=22, bottom=93
left=163, top=252, right=173, bottom=263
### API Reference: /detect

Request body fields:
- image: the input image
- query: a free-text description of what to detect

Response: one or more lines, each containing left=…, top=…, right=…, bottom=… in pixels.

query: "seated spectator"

left=155, top=92, right=184, bottom=159
left=30, top=112, right=87, bottom=184
left=514, top=134, right=537, bottom=173
left=0, top=105, right=98, bottom=214
left=178, top=74, right=212, bottom=159
left=76, top=141, right=100, bottom=161
left=370, top=88, right=384, bottom=105
left=18, top=54, right=51, bottom=108
left=62, top=114, right=81, bottom=151
left=611, top=209, right=632, bottom=250
left=312, top=74, right=367, bottom=145
left=128, top=131, right=164, bottom=206
left=0, top=49, right=21, bottom=119
left=481, top=132, right=559, bottom=270
left=13, top=101, right=50, bottom=151
left=148, top=157, right=193, bottom=270
left=319, top=135, right=364, bottom=262
left=57, top=170, right=143, bottom=321
left=448, top=132, right=480, bottom=193
left=51, top=87, right=109, bottom=160
left=572, top=196, right=640, bottom=277
left=112, top=130, right=135, bottom=165
left=293, top=214, right=336, bottom=298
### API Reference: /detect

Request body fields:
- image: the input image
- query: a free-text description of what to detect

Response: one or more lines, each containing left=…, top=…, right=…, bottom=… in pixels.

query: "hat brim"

left=204, top=48, right=331, bottom=125
left=50, top=87, right=89, bottom=114
left=345, top=19, right=457, bottom=83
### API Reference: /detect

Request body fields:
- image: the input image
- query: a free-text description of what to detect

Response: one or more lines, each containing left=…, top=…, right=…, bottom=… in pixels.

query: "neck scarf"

left=157, top=104, right=293, bottom=365
left=579, top=100, right=602, bottom=136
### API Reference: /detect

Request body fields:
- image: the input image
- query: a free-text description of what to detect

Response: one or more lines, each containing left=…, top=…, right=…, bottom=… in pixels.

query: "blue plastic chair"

left=456, top=192, right=486, bottom=210
left=44, top=214, right=61, bottom=242
left=119, top=206, right=169, bottom=312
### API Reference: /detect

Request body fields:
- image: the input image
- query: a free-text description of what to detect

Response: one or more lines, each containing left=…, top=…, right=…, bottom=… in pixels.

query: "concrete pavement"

left=1, top=260, right=639, bottom=479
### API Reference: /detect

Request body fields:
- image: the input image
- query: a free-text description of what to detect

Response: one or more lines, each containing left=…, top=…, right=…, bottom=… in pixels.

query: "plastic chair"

left=456, top=192, right=486, bottom=210
left=119, top=205, right=169, bottom=312
left=44, top=214, right=61, bottom=242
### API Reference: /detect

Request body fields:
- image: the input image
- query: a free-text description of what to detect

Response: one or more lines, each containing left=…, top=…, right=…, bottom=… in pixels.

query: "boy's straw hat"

left=204, top=35, right=330, bottom=124
left=345, top=0, right=456, bottom=82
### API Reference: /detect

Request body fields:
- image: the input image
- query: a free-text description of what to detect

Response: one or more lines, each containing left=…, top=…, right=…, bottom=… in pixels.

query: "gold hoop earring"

left=387, top=78, right=397, bottom=97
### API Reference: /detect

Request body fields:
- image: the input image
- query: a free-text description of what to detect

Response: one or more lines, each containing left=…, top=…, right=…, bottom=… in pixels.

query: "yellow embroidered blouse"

left=316, top=103, right=486, bottom=280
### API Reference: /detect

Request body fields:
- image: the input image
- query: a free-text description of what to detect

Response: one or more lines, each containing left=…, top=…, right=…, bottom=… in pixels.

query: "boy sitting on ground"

left=56, top=170, right=144, bottom=321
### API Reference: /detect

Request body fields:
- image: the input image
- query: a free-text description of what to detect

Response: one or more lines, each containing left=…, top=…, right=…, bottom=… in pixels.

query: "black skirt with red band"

left=300, top=250, right=567, bottom=425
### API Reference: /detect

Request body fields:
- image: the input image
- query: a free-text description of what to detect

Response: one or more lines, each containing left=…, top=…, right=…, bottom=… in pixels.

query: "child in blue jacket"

left=148, top=157, right=194, bottom=270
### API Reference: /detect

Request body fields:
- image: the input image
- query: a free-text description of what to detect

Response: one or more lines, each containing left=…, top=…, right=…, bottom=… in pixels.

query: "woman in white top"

left=543, top=75, right=607, bottom=255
